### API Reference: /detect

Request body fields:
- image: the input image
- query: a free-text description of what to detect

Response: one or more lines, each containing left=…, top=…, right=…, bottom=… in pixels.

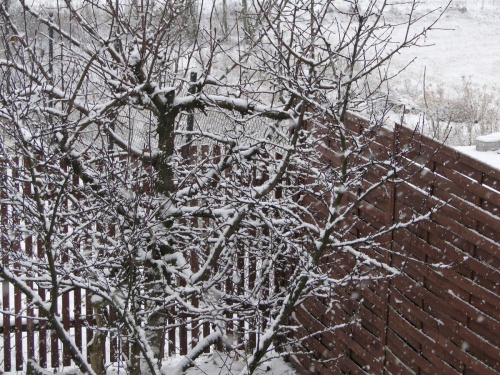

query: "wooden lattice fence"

left=289, top=114, right=500, bottom=375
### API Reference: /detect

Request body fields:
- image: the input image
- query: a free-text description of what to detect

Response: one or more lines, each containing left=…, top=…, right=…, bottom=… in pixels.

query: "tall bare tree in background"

left=0, top=1, right=449, bottom=374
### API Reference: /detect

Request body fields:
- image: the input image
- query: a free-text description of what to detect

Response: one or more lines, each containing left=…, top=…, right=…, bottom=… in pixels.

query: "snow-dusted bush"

left=421, top=78, right=500, bottom=145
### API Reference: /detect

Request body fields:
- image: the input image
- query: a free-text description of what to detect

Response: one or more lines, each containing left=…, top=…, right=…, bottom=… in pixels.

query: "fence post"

left=380, top=123, right=400, bottom=373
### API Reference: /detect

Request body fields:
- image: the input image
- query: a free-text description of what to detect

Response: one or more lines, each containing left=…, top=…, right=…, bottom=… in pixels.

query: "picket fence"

left=0, top=113, right=499, bottom=374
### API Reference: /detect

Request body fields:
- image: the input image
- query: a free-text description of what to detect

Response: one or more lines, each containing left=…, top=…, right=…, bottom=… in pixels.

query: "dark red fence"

left=0, top=113, right=499, bottom=374
left=289, top=113, right=500, bottom=375
left=0, top=147, right=278, bottom=372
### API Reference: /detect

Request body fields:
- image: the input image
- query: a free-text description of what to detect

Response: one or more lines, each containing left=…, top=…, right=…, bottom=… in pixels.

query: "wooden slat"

left=25, top=234, right=35, bottom=362
left=86, top=289, right=93, bottom=363
left=14, top=286, right=22, bottom=371
left=2, top=167, right=11, bottom=372
left=179, top=280, right=188, bottom=356
left=392, top=269, right=500, bottom=339
left=51, top=295, right=59, bottom=368
left=384, top=348, right=416, bottom=375
left=62, top=291, right=71, bottom=366
left=168, top=304, right=176, bottom=356
left=109, top=307, right=118, bottom=362
left=37, top=239, right=47, bottom=369
left=74, top=287, right=82, bottom=353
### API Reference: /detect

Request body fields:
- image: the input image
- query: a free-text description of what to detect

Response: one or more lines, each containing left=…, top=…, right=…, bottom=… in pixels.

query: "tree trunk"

left=242, top=0, right=252, bottom=37
left=136, top=93, right=178, bottom=375
left=90, top=304, right=108, bottom=375
left=129, top=339, right=142, bottom=375
left=156, top=90, right=178, bottom=197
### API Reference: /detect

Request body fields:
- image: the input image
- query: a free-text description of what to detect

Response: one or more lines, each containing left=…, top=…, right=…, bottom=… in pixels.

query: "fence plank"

left=109, top=307, right=117, bottom=362
left=25, top=234, right=35, bottom=362
left=1, top=160, right=12, bottom=372
left=37, top=239, right=47, bottom=368
left=11, top=158, right=23, bottom=371
left=14, top=286, right=22, bottom=371
left=86, top=290, right=93, bottom=364
left=74, top=287, right=82, bottom=353
left=168, top=304, right=176, bottom=356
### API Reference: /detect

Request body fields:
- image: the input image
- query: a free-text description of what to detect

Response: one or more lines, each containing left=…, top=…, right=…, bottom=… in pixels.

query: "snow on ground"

left=161, top=353, right=299, bottom=375
left=385, top=0, right=500, bottom=168
left=15, top=353, right=300, bottom=375
left=389, top=1, right=500, bottom=90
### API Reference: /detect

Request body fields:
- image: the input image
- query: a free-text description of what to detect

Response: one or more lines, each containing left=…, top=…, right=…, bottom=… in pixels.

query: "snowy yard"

left=387, top=0, right=500, bottom=157
left=15, top=353, right=299, bottom=375
left=390, top=0, right=500, bottom=93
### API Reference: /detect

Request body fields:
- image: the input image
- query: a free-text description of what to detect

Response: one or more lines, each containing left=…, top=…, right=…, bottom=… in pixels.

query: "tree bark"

left=156, top=90, right=178, bottom=196
left=90, top=304, right=108, bottom=375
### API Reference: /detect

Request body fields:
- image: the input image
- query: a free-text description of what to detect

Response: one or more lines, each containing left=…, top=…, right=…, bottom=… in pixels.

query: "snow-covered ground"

left=390, top=0, right=500, bottom=91
left=16, top=353, right=299, bottom=375
left=161, top=353, right=299, bottom=375
left=383, top=0, right=500, bottom=168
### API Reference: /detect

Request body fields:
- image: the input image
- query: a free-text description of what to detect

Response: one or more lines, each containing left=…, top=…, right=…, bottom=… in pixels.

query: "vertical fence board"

left=62, top=291, right=71, bottom=366
left=1, top=170, right=11, bottom=372
left=72, top=175, right=83, bottom=356
left=191, top=252, right=200, bottom=350
left=59, top=160, right=71, bottom=367
left=109, top=307, right=117, bottom=362
left=247, top=245, right=256, bottom=351
left=37, top=239, right=47, bottom=368
left=201, top=208, right=211, bottom=353
left=25, top=235, right=35, bottom=362
left=23, top=157, right=35, bottom=363
left=108, top=222, right=118, bottom=363
left=86, top=290, right=93, bottom=364
left=179, top=279, right=188, bottom=356
left=168, top=304, right=176, bottom=356
left=11, top=158, right=23, bottom=371
left=14, top=286, right=22, bottom=371
left=236, top=245, right=245, bottom=346
left=74, top=287, right=82, bottom=353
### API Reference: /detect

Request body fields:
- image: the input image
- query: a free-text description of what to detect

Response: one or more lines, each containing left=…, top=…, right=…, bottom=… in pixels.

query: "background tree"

left=0, top=1, right=449, bottom=374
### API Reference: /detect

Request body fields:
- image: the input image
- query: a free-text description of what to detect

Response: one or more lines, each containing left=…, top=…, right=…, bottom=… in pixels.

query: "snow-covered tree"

left=0, top=1, right=449, bottom=374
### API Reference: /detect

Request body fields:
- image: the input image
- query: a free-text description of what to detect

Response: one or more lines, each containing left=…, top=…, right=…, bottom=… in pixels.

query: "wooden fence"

left=0, top=113, right=499, bottom=374
left=0, top=146, right=279, bottom=373
left=289, top=113, right=500, bottom=374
